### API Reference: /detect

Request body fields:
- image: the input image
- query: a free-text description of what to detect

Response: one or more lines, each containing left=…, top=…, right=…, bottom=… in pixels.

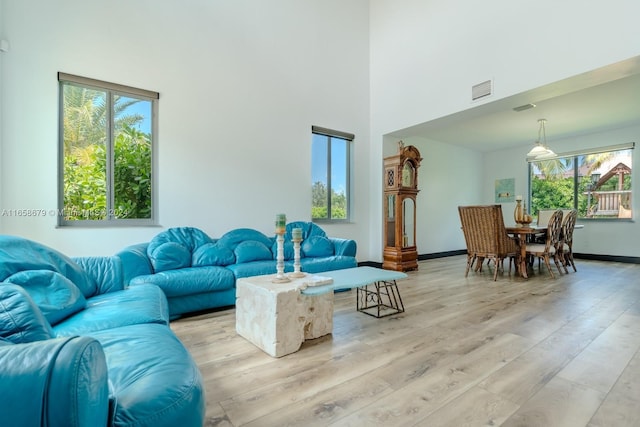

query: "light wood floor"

left=171, top=256, right=640, bottom=427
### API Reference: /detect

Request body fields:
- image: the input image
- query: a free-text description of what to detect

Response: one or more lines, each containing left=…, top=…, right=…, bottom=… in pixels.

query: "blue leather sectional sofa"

left=117, top=221, right=358, bottom=318
left=0, top=222, right=356, bottom=426
left=0, top=235, right=205, bottom=427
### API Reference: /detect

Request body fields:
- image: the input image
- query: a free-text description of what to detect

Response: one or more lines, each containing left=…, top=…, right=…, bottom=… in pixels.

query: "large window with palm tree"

left=529, top=144, right=633, bottom=220
left=58, top=73, right=157, bottom=226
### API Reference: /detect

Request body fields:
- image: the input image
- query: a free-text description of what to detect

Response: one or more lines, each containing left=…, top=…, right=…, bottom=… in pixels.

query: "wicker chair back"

left=458, top=205, right=519, bottom=280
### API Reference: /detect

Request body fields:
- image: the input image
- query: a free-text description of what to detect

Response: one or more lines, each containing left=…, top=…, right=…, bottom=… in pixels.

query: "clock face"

left=402, top=163, right=413, bottom=187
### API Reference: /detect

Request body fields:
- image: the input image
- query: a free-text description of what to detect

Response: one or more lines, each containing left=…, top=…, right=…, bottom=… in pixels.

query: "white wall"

left=3, top=0, right=639, bottom=262
left=0, top=0, right=371, bottom=257
left=369, top=0, right=640, bottom=261
left=392, top=136, right=484, bottom=255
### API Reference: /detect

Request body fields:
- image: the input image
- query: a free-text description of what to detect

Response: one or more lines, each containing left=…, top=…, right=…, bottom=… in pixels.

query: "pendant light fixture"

left=526, top=118, right=556, bottom=160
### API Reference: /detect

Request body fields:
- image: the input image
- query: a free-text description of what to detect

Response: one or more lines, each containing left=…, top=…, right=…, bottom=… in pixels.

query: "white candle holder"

left=289, top=237, right=305, bottom=278
left=272, top=232, right=290, bottom=283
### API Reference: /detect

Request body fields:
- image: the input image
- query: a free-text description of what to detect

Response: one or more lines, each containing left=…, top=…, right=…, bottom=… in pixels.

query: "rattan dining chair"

left=526, top=209, right=564, bottom=278
left=532, top=209, right=556, bottom=243
left=559, top=209, right=578, bottom=272
left=458, top=205, right=519, bottom=281
left=533, top=208, right=573, bottom=243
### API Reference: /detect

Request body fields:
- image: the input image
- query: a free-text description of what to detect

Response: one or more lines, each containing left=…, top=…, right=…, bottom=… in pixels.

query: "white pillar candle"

left=275, top=213, right=286, bottom=234
left=292, top=228, right=302, bottom=240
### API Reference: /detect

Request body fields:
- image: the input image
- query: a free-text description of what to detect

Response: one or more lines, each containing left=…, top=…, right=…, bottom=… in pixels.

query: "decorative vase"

left=521, top=205, right=533, bottom=226
left=514, top=199, right=523, bottom=226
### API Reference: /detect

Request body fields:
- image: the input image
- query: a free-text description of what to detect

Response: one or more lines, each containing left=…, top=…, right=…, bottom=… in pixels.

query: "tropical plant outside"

left=311, top=181, right=347, bottom=219
left=530, top=149, right=632, bottom=220
left=311, top=132, right=349, bottom=221
left=62, top=83, right=152, bottom=221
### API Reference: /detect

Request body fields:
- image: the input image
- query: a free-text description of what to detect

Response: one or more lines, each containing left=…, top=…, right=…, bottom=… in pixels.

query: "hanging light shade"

left=526, top=118, right=556, bottom=160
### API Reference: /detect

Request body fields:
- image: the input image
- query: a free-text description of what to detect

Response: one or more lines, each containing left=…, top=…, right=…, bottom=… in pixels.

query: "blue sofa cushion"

left=0, top=235, right=97, bottom=298
left=53, top=284, right=169, bottom=337
left=129, top=266, right=235, bottom=298
left=227, top=260, right=277, bottom=279
left=5, top=270, right=87, bottom=326
left=271, top=240, right=295, bottom=260
left=147, top=227, right=212, bottom=254
left=285, top=221, right=328, bottom=240
left=192, top=242, right=235, bottom=267
left=301, top=235, right=335, bottom=257
left=149, top=242, right=191, bottom=272
left=234, top=241, right=273, bottom=263
left=217, top=228, right=273, bottom=250
left=0, top=284, right=54, bottom=343
left=147, top=227, right=214, bottom=272
left=90, top=323, right=205, bottom=427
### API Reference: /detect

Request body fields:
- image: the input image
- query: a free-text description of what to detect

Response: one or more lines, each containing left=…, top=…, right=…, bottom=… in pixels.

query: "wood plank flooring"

left=170, top=256, right=640, bottom=426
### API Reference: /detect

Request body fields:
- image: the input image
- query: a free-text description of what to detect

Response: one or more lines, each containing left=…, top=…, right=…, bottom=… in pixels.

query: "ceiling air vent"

left=472, top=80, right=492, bottom=101
left=513, top=103, right=537, bottom=112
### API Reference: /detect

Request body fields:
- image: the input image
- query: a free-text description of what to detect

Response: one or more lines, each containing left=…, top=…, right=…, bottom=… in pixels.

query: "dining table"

left=505, top=225, right=547, bottom=278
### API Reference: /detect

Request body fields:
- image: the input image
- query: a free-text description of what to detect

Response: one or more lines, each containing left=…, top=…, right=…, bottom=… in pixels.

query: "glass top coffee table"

left=301, top=266, right=407, bottom=318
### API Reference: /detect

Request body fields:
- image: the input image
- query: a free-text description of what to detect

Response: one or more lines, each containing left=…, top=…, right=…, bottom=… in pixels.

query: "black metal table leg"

left=356, top=279, right=404, bottom=318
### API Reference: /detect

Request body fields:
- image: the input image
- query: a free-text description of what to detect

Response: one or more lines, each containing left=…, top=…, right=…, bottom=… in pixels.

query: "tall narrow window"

left=58, top=73, right=158, bottom=225
left=311, top=126, right=353, bottom=221
left=529, top=143, right=633, bottom=220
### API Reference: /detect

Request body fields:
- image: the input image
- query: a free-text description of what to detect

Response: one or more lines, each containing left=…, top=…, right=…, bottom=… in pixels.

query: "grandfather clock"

left=383, top=143, right=422, bottom=271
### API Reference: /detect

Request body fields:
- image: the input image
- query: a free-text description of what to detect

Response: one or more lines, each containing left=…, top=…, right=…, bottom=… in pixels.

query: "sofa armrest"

left=116, top=243, right=153, bottom=285
left=0, top=336, right=110, bottom=427
left=329, top=238, right=357, bottom=257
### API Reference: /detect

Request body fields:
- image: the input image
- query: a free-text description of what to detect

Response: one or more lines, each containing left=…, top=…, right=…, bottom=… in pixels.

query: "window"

left=58, top=73, right=158, bottom=226
left=311, top=126, right=353, bottom=221
left=529, top=143, right=634, bottom=220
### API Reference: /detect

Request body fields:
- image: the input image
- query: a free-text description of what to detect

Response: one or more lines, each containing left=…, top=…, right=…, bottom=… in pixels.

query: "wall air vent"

left=471, top=80, right=492, bottom=101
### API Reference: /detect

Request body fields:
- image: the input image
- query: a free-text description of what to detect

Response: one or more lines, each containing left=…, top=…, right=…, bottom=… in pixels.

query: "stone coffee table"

left=235, top=267, right=407, bottom=357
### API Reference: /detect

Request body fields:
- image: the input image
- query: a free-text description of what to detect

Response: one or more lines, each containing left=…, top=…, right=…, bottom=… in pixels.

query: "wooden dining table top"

left=505, top=224, right=583, bottom=233
left=505, top=225, right=547, bottom=234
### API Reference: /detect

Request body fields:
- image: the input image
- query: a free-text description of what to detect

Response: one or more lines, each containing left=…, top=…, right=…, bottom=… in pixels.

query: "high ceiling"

left=389, top=57, right=640, bottom=153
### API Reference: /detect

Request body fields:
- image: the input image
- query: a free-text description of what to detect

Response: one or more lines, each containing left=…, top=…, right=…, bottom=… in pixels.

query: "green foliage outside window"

left=311, top=181, right=347, bottom=219
left=63, top=126, right=151, bottom=220
left=530, top=175, right=591, bottom=218
left=61, top=82, right=152, bottom=222
left=113, top=127, right=152, bottom=219
left=311, top=131, right=350, bottom=221
left=530, top=149, right=632, bottom=220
